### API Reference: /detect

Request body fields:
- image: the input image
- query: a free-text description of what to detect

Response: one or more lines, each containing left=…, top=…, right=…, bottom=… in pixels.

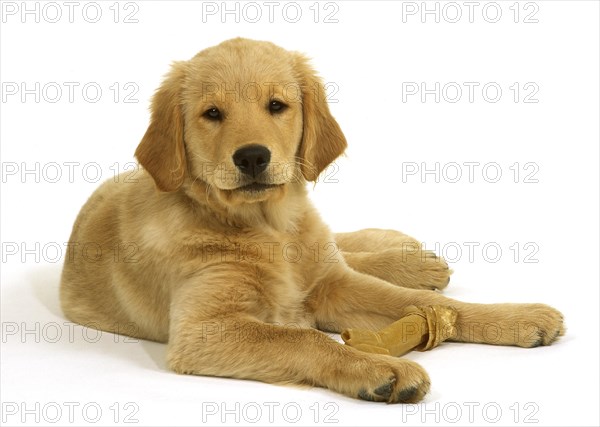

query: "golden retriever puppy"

left=60, top=38, right=564, bottom=403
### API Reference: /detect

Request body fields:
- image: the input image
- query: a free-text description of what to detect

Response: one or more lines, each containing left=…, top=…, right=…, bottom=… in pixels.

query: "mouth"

left=236, top=182, right=282, bottom=193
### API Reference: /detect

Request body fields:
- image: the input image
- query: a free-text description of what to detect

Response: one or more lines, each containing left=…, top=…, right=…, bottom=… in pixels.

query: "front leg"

left=166, top=263, right=430, bottom=403
left=309, top=268, right=565, bottom=348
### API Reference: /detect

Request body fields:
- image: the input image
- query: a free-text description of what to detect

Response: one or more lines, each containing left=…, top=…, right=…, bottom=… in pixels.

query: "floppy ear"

left=294, top=54, right=347, bottom=182
left=135, top=62, right=187, bottom=192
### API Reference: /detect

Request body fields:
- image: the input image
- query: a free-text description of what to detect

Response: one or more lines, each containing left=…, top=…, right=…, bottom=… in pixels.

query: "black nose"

left=232, top=145, right=271, bottom=177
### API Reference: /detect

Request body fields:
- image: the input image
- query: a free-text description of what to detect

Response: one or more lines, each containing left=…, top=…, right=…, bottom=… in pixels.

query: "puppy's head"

left=135, top=38, right=346, bottom=205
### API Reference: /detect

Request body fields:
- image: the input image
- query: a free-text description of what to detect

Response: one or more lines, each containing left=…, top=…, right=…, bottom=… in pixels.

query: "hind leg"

left=309, top=267, right=564, bottom=348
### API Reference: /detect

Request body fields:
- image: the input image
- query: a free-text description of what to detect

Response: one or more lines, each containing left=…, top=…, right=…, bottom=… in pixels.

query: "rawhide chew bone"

left=341, top=305, right=458, bottom=357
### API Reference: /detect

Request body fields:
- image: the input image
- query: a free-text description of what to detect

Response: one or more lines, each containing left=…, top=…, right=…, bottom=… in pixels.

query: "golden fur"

left=60, top=38, right=564, bottom=403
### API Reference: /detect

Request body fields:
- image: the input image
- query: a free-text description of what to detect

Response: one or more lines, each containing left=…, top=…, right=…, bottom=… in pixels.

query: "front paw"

left=337, top=352, right=430, bottom=403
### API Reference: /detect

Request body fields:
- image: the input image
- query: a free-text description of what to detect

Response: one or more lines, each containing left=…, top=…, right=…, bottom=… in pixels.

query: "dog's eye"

left=203, top=107, right=222, bottom=121
left=268, top=100, right=287, bottom=114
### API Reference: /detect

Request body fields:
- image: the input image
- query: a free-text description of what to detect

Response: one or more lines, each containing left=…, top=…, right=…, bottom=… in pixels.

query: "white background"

left=1, top=1, right=599, bottom=426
